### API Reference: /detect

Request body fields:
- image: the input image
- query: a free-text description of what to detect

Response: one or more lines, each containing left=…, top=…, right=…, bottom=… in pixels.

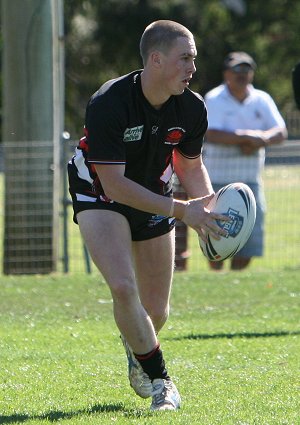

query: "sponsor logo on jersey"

left=164, top=127, right=186, bottom=145
left=123, top=125, right=144, bottom=142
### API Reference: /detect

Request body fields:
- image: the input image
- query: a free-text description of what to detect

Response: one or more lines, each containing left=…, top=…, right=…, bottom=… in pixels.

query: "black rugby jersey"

left=78, top=70, right=207, bottom=197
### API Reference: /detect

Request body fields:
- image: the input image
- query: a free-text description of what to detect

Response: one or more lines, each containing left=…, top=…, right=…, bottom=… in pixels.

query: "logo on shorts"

left=123, top=125, right=144, bottom=142
left=148, top=215, right=165, bottom=227
left=217, top=208, right=243, bottom=238
left=164, top=127, right=186, bottom=145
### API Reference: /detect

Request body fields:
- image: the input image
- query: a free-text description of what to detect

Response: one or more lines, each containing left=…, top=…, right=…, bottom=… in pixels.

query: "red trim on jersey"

left=79, top=136, right=89, bottom=151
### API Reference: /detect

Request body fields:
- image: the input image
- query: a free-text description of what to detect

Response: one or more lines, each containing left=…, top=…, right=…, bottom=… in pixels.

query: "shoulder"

left=88, top=70, right=141, bottom=109
left=181, top=87, right=204, bottom=103
left=179, top=88, right=206, bottom=115
left=175, top=89, right=208, bottom=137
left=249, top=86, right=274, bottom=104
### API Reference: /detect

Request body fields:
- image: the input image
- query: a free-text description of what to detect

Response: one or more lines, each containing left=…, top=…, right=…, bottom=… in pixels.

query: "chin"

left=173, top=87, right=185, bottom=96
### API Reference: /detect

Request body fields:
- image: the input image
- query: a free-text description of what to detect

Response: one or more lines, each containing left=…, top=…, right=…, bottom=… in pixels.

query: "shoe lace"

left=152, top=380, right=172, bottom=405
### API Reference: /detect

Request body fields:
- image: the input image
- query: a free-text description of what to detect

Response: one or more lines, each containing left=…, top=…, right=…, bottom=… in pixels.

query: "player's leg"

left=77, top=209, right=157, bottom=399
left=78, top=210, right=180, bottom=409
left=77, top=209, right=157, bottom=354
left=133, top=229, right=175, bottom=333
left=132, top=228, right=181, bottom=410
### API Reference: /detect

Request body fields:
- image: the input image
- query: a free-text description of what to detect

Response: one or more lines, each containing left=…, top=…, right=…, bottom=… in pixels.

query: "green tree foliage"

left=64, top=0, right=300, bottom=137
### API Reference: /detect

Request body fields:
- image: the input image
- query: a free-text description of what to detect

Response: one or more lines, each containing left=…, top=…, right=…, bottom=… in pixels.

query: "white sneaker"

left=150, top=379, right=181, bottom=411
left=121, top=336, right=153, bottom=398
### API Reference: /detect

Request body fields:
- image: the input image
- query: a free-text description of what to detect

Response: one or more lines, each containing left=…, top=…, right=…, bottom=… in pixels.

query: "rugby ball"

left=199, top=183, right=256, bottom=261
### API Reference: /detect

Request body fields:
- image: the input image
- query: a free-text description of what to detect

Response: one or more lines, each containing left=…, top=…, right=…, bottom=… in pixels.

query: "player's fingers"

left=197, top=227, right=208, bottom=243
left=210, top=212, right=230, bottom=222
left=208, top=226, right=222, bottom=240
left=196, top=217, right=226, bottom=241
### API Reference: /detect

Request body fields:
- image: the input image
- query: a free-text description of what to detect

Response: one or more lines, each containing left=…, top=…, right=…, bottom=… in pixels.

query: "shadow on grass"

left=0, top=403, right=126, bottom=424
left=168, top=330, right=300, bottom=341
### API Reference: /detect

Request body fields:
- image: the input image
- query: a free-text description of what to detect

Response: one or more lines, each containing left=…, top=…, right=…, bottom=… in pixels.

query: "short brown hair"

left=140, top=20, right=194, bottom=65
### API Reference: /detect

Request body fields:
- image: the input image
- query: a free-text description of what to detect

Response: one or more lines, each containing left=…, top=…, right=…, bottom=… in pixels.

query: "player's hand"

left=181, top=195, right=229, bottom=243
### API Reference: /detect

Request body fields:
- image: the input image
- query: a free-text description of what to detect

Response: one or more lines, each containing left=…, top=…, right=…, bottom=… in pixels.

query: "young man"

left=204, top=52, right=287, bottom=271
left=68, top=20, right=227, bottom=410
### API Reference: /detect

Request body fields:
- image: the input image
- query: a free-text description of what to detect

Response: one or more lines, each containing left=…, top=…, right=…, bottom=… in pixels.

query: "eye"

left=183, top=55, right=196, bottom=62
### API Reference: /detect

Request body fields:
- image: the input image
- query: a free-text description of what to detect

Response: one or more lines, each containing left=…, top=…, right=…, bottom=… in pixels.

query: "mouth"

left=182, top=77, right=192, bottom=85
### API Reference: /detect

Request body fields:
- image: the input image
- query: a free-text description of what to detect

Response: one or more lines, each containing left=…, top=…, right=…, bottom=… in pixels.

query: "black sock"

left=134, top=344, right=170, bottom=381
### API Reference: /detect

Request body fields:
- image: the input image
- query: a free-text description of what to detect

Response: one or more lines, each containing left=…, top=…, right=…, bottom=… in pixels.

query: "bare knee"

left=108, top=277, right=138, bottom=303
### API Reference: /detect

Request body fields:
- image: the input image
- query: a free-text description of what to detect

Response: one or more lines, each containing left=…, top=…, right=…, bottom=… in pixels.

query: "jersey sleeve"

left=176, top=96, right=208, bottom=158
left=86, top=95, right=126, bottom=165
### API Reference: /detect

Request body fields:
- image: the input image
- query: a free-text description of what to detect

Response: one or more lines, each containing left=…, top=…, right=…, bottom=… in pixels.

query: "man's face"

left=224, top=64, right=254, bottom=90
left=159, top=36, right=197, bottom=95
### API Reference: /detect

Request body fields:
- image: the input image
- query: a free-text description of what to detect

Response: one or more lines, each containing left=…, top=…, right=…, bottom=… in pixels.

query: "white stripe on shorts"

left=76, top=193, right=97, bottom=202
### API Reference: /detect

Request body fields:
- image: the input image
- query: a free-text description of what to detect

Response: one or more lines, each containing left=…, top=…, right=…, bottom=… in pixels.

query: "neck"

left=227, top=84, right=249, bottom=102
left=141, top=70, right=169, bottom=110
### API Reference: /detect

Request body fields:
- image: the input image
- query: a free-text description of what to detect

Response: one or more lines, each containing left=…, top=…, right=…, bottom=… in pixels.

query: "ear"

left=151, top=51, right=162, bottom=68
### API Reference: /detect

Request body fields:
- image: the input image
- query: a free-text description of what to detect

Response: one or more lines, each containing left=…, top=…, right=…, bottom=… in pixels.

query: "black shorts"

left=68, top=169, right=176, bottom=242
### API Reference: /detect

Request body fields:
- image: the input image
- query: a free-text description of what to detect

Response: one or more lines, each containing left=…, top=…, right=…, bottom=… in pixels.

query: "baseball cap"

left=223, top=51, right=257, bottom=70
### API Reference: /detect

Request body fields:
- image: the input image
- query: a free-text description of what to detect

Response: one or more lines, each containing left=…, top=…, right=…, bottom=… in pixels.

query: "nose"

left=190, top=61, right=196, bottom=74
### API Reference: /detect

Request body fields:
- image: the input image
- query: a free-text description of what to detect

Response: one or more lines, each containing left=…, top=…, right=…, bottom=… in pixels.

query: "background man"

left=204, top=51, right=287, bottom=271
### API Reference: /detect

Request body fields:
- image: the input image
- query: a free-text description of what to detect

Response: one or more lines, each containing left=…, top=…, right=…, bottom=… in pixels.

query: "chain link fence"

left=1, top=113, right=300, bottom=274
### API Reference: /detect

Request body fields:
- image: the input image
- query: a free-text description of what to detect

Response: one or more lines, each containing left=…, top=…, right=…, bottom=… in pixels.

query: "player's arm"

left=94, top=162, right=227, bottom=241
left=172, top=150, right=229, bottom=240
left=173, top=150, right=213, bottom=201
left=94, top=163, right=186, bottom=218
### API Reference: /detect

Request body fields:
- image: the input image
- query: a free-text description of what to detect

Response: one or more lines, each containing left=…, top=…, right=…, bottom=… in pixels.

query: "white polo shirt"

left=203, top=84, right=286, bottom=183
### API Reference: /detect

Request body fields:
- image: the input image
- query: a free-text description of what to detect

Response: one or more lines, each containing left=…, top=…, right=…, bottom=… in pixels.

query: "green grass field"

left=0, top=165, right=300, bottom=423
left=1, top=271, right=299, bottom=424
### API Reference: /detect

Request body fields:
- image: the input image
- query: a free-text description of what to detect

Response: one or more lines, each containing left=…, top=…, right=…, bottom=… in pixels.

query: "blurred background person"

left=203, top=52, right=287, bottom=271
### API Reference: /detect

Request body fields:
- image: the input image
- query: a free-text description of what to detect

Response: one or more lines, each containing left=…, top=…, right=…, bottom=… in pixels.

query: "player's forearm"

left=173, top=152, right=214, bottom=199
left=176, top=161, right=214, bottom=200
left=102, top=174, right=188, bottom=220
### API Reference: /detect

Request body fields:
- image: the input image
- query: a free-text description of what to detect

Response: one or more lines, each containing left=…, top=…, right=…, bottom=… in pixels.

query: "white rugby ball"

left=199, top=183, right=256, bottom=261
